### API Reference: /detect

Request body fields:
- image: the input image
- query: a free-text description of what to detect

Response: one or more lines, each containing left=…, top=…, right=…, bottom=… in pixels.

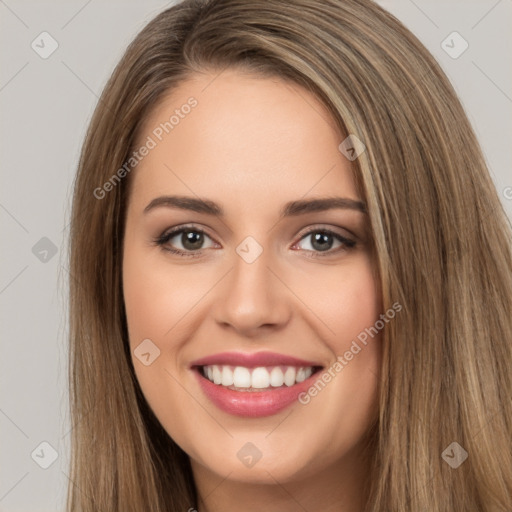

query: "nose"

left=212, top=246, right=292, bottom=337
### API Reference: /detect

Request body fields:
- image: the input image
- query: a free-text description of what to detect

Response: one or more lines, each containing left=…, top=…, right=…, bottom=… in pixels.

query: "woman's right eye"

left=154, top=227, right=216, bottom=258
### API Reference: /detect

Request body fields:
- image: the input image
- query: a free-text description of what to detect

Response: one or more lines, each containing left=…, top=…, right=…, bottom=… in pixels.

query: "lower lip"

left=193, top=368, right=320, bottom=417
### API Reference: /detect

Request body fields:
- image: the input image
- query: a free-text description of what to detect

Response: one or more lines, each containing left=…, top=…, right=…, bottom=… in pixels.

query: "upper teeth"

left=202, top=365, right=314, bottom=388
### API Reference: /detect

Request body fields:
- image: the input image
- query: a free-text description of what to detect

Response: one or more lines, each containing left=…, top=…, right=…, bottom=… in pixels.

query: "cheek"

left=122, top=247, right=211, bottom=345
left=292, top=255, right=381, bottom=351
left=290, top=256, right=382, bottom=428
left=334, top=266, right=381, bottom=345
left=122, top=247, right=202, bottom=446
left=327, top=257, right=382, bottom=398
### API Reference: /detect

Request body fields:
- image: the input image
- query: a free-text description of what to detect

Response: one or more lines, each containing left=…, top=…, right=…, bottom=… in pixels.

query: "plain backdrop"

left=0, top=1, right=511, bottom=510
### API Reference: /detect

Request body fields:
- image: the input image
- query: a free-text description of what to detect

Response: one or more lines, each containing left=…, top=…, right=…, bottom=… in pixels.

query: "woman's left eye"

left=154, top=226, right=355, bottom=258
left=294, top=229, right=356, bottom=257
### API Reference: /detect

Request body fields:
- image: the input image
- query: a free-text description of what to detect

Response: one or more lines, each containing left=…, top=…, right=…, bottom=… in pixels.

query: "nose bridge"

left=213, top=238, right=290, bottom=333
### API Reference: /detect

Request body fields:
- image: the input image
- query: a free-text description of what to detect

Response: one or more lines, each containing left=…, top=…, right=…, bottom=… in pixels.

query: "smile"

left=190, top=351, right=324, bottom=417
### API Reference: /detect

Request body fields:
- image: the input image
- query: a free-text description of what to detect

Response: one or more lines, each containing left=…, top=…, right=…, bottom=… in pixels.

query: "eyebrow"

left=143, top=195, right=366, bottom=217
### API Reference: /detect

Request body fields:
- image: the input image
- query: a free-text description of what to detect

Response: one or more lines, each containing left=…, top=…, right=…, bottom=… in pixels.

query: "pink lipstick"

left=190, top=351, right=323, bottom=417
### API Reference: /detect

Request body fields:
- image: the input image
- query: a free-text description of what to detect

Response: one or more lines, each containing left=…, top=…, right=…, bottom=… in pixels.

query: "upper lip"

left=190, top=351, right=323, bottom=369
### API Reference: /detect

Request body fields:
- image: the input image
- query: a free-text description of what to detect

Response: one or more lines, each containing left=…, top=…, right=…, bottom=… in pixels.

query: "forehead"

left=129, top=69, right=359, bottom=210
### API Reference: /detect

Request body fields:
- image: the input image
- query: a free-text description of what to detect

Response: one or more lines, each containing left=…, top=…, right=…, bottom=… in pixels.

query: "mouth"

left=190, top=351, right=324, bottom=417
left=196, top=364, right=322, bottom=391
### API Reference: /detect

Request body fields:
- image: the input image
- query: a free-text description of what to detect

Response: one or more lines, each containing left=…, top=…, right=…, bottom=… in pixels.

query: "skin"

left=123, top=68, right=382, bottom=512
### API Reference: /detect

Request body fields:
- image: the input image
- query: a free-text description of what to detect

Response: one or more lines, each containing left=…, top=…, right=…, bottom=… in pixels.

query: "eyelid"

left=155, top=223, right=218, bottom=247
left=294, top=223, right=355, bottom=241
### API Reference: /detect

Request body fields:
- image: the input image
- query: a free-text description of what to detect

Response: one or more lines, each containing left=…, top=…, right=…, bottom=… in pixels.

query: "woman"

left=67, top=0, right=512, bottom=510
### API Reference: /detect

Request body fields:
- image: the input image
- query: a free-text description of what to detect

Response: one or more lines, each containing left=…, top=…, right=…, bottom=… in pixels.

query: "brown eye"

left=155, top=226, right=216, bottom=257
left=176, top=230, right=206, bottom=251
left=294, top=229, right=356, bottom=257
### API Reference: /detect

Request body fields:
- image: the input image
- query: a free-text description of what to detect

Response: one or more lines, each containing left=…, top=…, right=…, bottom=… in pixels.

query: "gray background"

left=0, top=1, right=511, bottom=510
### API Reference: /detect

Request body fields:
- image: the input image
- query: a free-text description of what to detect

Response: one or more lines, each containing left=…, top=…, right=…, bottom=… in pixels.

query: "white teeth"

left=296, top=368, right=306, bottom=383
left=269, top=367, right=284, bottom=387
left=284, top=367, right=296, bottom=386
left=212, top=365, right=222, bottom=385
left=221, top=366, right=234, bottom=386
left=202, top=364, right=315, bottom=388
left=232, top=366, right=252, bottom=388
left=251, top=367, right=270, bottom=388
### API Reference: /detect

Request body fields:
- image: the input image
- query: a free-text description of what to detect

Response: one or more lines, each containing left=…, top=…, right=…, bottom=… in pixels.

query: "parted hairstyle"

left=67, top=0, right=512, bottom=510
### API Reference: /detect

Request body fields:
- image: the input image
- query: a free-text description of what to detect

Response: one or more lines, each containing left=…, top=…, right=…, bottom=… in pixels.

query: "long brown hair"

left=67, top=0, right=512, bottom=510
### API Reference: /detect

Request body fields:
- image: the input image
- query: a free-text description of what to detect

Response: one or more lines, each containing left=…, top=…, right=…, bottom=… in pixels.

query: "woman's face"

left=123, top=69, right=382, bottom=488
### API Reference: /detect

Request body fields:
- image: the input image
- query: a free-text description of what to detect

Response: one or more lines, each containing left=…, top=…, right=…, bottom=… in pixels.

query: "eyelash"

left=153, top=224, right=356, bottom=260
